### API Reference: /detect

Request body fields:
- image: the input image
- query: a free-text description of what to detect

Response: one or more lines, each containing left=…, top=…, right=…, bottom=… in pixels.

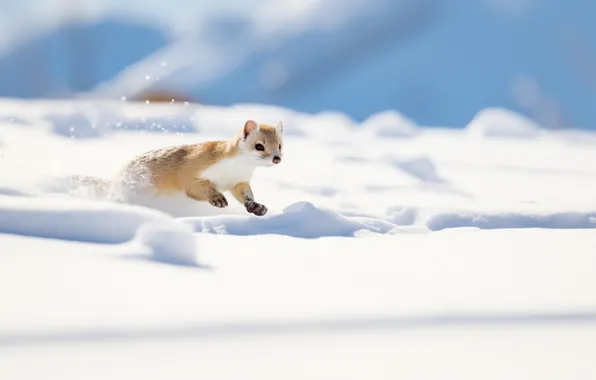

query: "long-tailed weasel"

left=118, top=120, right=283, bottom=216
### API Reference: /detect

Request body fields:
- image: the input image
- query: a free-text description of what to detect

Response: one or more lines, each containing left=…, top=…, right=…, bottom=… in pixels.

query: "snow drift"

left=0, top=192, right=199, bottom=265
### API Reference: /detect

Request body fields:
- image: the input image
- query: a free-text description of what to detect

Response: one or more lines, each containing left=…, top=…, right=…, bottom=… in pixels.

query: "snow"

left=360, top=109, right=419, bottom=138
left=390, top=155, right=444, bottom=183
left=1, top=99, right=596, bottom=379
left=132, top=220, right=199, bottom=266
left=0, top=194, right=173, bottom=244
left=0, top=192, right=199, bottom=266
left=186, top=201, right=400, bottom=238
left=424, top=209, right=596, bottom=231
left=466, top=107, right=543, bottom=138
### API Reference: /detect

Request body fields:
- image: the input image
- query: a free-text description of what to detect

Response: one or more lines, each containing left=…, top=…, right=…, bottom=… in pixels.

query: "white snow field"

left=1, top=99, right=596, bottom=379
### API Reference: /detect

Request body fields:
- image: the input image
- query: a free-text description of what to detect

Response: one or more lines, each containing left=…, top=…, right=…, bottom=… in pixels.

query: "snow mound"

left=0, top=115, right=30, bottom=125
left=44, top=106, right=199, bottom=138
left=391, top=156, right=444, bottom=183
left=0, top=186, right=33, bottom=197
left=114, top=114, right=197, bottom=133
left=109, top=103, right=199, bottom=133
left=465, top=108, right=542, bottom=138
left=2, top=99, right=370, bottom=140
left=425, top=210, right=596, bottom=231
left=0, top=193, right=200, bottom=265
left=386, top=205, right=420, bottom=225
left=193, top=104, right=306, bottom=137
left=183, top=201, right=399, bottom=238
left=44, top=112, right=109, bottom=139
left=307, top=111, right=357, bottom=131
left=133, top=220, right=199, bottom=266
left=361, top=110, right=418, bottom=137
left=0, top=194, right=174, bottom=244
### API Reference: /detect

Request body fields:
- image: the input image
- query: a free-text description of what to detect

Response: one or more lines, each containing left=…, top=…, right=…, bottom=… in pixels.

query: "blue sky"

left=0, top=0, right=595, bottom=129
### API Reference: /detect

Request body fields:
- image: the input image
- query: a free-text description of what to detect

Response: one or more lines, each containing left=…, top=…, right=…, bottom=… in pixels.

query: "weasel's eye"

left=255, top=143, right=265, bottom=151
left=279, top=144, right=281, bottom=150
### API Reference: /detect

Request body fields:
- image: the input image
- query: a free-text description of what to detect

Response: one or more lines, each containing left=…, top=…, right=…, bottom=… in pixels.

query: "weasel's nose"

left=272, top=156, right=281, bottom=164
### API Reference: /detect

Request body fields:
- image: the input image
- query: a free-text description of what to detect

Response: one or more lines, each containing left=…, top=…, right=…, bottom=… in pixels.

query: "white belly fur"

left=200, top=156, right=256, bottom=190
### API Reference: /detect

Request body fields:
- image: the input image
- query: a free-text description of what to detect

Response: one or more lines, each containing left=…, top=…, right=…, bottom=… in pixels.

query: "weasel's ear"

left=243, top=120, right=259, bottom=140
left=276, top=120, right=284, bottom=135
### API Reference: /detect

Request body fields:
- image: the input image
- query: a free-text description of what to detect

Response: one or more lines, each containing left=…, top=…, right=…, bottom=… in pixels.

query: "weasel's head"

left=239, top=120, right=284, bottom=167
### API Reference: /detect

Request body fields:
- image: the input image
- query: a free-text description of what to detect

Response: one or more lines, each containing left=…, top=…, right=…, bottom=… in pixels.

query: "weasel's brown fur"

left=119, top=120, right=283, bottom=216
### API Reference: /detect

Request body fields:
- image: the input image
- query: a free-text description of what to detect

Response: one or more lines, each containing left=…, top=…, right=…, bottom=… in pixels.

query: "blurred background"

left=0, top=0, right=594, bottom=130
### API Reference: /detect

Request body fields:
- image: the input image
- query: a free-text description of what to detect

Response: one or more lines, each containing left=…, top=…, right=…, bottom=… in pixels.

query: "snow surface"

left=1, top=99, right=596, bottom=379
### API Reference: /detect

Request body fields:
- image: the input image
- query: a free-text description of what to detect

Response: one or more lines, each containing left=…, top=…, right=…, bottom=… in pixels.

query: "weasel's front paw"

left=209, top=193, right=228, bottom=208
left=245, top=200, right=268, bottom=216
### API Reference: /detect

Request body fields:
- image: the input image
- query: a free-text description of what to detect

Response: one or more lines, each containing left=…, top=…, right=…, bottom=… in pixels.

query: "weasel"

left=116, top=120, right=284, bottom=216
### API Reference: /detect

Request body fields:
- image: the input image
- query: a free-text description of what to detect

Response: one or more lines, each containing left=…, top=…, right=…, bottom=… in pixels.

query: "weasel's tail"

left=68, top=175, right=113, bottom=199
